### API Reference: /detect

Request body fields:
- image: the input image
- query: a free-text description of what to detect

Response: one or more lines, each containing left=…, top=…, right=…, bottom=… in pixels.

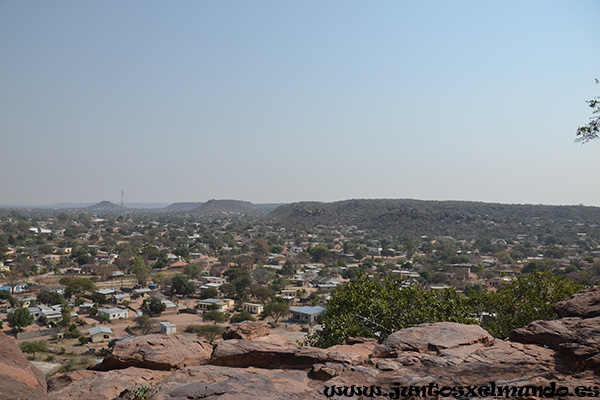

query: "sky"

left=2, top=1, right=600, bottom=207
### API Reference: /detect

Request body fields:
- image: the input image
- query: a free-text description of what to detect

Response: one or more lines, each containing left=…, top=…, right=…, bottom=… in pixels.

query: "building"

left=159, top=321, right=176, bottom=335
left=98, top=307, right=129, bottom=321
left=89, top=326, right=113, bottom=343
left=289, top=306, right=326, bottom=324
left=197, top=298, right=234, bottom=312
left=161, top=300, right=178, bottom=315
left=241, top=302, right=264, bottom=314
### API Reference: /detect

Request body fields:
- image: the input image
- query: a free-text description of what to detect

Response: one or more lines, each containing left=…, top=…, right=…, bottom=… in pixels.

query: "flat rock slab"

left=100, top=334, right=212, bottom=371
left=372, top=322, right=493, bottom=358
left=47, top=367, right=171, bottom=400
left=151, top=365, right=322, bottom=400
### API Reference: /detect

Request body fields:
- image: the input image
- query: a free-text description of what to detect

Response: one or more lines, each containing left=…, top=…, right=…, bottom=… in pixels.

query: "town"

left=1, top=200, right=599, bottom=376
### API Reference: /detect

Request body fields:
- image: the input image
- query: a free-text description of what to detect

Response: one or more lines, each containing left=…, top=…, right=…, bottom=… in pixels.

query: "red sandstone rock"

left=100, top=334, right=212, bottom=371
left=0, top=331, right=47, bottom=400
left=222, top=321, right=270, bottom=340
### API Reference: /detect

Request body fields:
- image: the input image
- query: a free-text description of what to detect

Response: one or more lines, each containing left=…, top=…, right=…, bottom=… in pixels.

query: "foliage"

left=473, top=271, right=583, bottom=338
left=36, top=290, right=66, bottom=306
left=196, top=324, right=225, bottom=344
left=262, top=301, right=290, bottom=327
left=64, top=278, right=97, bottom=298
left=230, top=310, right=256, bottom=323
left=133, top=315, right=157, bottom=335
left=7, top=307, right=34, bottom=332
left=200, top=287, right=218, bottom=299
left=143, top=298, right=166, bottom=316
left=169, top=274, right=196, bottom=296
left=202, top=310, right=229, bottom=324
left=20, top=340, right=47, bottom=358
left=184, top=263, right=203, bottom=279
left=130, top=256, right=151, bottom=286
left=306, top=275, right=475, bottom=348
left=576, top=79, right=599, bottom=143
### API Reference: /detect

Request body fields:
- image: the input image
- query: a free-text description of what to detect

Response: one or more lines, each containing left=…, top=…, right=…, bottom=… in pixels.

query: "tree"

left=64, top=278, right=97, bottom=298
left=133, top=315, right=157, bottom=335
left=143, top=298, right=166, bottom=316
left=230, top=311, right=256, bottom=323
left=130, top=256, right=151, bottom=286
left=59, top=303, right=72, bottom=327
left=203, top=310, right=229, bottom=324
left=263, top=301, right=289, bottom=327
left=308, top=245, right=330, bottom=262
left=306, top=274, right=475, bottom=348
left=196, top=324, right=225, bottom=345
left=474, top=271, right=583, bottom=339
left=200, top=287, right=218, bottom=299
left=7, top=308, right=34, bottom=332
left=576, top=79, right=599, bottom=143
left=20, top=341, right=47, bottom=359
left=184, top=263, right=203, bottom=279
left=170, top=274, right=196, bottom=296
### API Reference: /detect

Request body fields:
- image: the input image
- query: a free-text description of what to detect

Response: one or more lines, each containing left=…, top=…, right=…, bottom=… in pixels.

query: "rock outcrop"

left=511, top=288, right=600, bottom=369
left=221, top=321, right=270, bottom=340
left=3, top=287, right=600, bottom=399
left=99, top=334, right=212, bottom=371
left=0, top=331, right=47, bottom=400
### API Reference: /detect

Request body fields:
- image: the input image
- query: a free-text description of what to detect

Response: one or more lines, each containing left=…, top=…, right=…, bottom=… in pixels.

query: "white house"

left=89, top=326, right=113, bottom=343
left=289, top=306, right=326, bottom=324
left=159, top=321, right=176, bottom=335
left=98, top=307, right=129, bottom=321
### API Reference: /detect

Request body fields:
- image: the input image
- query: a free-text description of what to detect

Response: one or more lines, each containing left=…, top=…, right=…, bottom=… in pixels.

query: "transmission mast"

left=120, top=190, right=124, bottom=220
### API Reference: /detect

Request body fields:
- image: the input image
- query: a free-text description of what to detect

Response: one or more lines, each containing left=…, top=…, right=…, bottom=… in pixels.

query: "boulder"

left=554, top=286, right=600, bottom=318
left=0, top=331, right=47, bottom=400
left=210, top=338, right=365, bottom=369
left=222, top=321, right=270, bottom=340
left=47, top=367, right=170, bottom=400
left=371, top=322, right=493, bottom=359
left=510, top=316, right=600, bottom=368
left=100, top=334, right=212, bottom=371
left=149, top=365, right=322, bottom=399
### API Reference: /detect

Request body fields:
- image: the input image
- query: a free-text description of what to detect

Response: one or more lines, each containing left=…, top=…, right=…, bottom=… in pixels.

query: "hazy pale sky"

left=2, top=1, right=600, bottom=206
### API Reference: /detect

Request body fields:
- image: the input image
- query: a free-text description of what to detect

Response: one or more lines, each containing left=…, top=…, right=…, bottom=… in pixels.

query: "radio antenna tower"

left=120, top=190, right=124, bottom=219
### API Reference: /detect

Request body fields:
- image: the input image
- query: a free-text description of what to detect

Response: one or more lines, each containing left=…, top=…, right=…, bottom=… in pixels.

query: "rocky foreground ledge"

left=1, top=287, right=600, bottom=399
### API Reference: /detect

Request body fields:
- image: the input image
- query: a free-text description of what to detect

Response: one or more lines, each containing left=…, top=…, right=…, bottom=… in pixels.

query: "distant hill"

left=267, top=199, right=600, bottom=240
left=83, top=200, right=123, bottom=214
left=164, top=202, right=205, bottom=212
left=189, top=199, right=267, bottom=217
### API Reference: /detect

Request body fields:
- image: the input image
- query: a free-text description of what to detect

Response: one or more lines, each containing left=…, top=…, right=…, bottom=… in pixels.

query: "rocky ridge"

left=1, top=291, right=600, bottom=399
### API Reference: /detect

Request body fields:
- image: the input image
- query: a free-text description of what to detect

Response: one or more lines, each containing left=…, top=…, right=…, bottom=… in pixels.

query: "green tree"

left=36, top=290, right=66, bottom=306
left=184, top=263, right=203, bottom=279
left=475, top=271, right=583, bottom=339
left=230, top=311, right=256, bottom=323
left=308, top=245, right=330, bottom=262
left=133, top=314, right=157, bottom=335
left=130, top=256, right=151, bottom=286
left=20, top=341, right=47, bottom=358
left=200, top=287, right=218, bottom=299
left=7, top=308, right=34, bottom=332
left=170, top=274, right=196, bottom=296
left=64, top=278, right=97, bottom=298
left=576, top=79, right=599, bottom=143
left=196, top=324, right=225, bottom=345
left=202, top=310, right=229, bottom=324
left=144, top=298, right=166, bottom=316
left=308, top=275, right=474, bottom=348
left=263, top=301, right=289, bottom=327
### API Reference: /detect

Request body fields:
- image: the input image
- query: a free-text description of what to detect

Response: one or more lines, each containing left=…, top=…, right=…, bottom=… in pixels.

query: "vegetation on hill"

left=268, top=199, right=600, bottom=242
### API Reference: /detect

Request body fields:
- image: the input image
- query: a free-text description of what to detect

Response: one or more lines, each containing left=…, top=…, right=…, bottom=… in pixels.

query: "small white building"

left=159, top=321, right=176, bottom=335
left=98, top=307, right=129, bottom=321
left=289, top=306, right=326, bottom=324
